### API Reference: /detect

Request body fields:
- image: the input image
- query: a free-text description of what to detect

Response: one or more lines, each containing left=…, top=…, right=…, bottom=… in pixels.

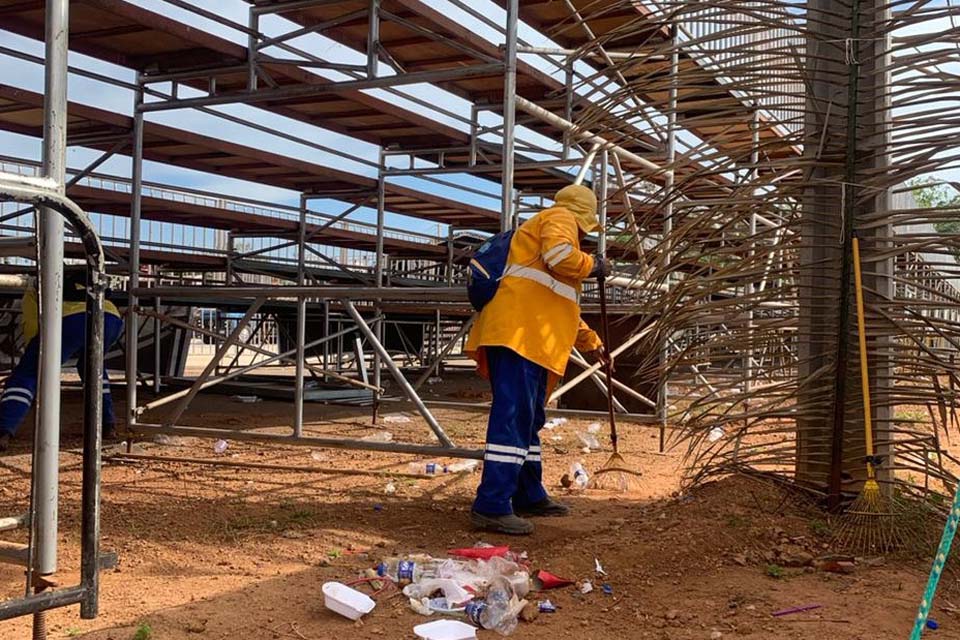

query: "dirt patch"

left=0, top=383, right=957, bottom=639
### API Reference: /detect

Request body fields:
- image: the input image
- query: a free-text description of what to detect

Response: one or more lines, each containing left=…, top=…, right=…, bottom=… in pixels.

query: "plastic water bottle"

left=465, top=576, right=518, bottom=636
left=570, top=462, right=589, bottom=489
left=376, top=557, right=442, bottom=585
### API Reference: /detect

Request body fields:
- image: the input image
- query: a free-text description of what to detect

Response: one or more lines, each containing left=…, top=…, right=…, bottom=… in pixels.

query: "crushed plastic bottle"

left=577, top=431, right=601, bottom=451
left=213, top=439, right=229, bottom=454
left=361, top=431, right=394, bottom=443
left=570, top=462, right=589, bottom=489
left=447, top=460, right=480, bottom=473
left=465, top=576, right=520, bottom=636
left=543, top=417, right=568, bottom=430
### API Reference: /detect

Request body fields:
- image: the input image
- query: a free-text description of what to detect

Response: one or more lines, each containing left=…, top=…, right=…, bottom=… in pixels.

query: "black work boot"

left=0, top=433, right=10, bottom=452
left=515, top=497, right=570, bottom=518
left=470, top=511, right=534, bottom=535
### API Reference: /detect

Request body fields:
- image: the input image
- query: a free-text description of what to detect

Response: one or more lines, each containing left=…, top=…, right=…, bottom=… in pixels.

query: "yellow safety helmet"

left=554, top=184, right=599, bottom=233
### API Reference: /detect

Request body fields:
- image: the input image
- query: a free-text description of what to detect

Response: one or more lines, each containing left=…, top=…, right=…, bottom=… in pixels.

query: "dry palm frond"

left=556, top=0, right=960, bottom=506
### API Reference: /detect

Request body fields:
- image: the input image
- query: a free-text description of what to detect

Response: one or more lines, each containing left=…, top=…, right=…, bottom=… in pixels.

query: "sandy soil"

left=1, top=374, right=957, bottom=640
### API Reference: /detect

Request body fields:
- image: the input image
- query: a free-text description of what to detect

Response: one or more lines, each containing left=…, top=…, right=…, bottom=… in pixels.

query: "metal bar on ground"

left=133, top=423, right=481, bottom=459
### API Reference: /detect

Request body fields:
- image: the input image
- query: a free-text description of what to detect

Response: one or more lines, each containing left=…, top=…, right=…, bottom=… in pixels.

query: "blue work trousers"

left=473, top=346, right=549, bottom=515
left=0, top=313, right=123, bottom=436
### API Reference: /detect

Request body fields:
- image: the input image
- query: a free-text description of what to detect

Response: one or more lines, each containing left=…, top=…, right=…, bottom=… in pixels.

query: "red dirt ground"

left=1, top=375, right=958, bottom=639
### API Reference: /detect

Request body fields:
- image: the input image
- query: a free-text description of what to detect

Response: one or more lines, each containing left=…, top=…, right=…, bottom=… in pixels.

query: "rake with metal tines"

left=833, top=235, right=912, bottom=554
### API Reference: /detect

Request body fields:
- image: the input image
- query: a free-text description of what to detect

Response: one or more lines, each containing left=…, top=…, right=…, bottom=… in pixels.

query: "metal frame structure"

left=0, top=142, right=107, bottom=623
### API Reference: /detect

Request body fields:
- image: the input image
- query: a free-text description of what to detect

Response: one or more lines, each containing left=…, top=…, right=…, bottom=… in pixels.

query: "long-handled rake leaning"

left=833, top=234, right=912, bottom=553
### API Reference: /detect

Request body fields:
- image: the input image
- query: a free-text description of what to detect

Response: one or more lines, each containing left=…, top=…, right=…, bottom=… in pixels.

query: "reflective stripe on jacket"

left=465, top=205, right=602, bottom=380
left=21, top=287, right=121, bottom=343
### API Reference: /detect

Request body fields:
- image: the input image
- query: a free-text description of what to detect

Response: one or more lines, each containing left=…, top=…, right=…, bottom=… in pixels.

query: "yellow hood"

left=554, top=184, right=598, bottom=233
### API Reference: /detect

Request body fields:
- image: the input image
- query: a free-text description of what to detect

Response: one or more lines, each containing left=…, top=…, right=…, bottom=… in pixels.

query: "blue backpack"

left=467, top=230, right=515, bottom=311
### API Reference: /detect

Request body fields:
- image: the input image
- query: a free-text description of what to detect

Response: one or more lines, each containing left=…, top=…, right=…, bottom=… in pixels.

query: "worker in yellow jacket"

left=0, top=269, right=123, bottom=451
left=466, top=184, right=610, bottom=535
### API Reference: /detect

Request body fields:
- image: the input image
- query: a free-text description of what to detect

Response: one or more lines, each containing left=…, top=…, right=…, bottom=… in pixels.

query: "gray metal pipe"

left=127, top=84, right=145, bottom=431
left=129, top=286, right=468, bottom=301
left=500, top=0, right=519, bottom=232
left=33, top=0, right=70, bottom=577
left=514, top=96, right=661, bottom=173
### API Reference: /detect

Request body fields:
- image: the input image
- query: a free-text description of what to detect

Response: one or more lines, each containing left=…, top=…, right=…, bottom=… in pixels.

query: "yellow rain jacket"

left=466, top=185, right=603, bottom=385
left=21, top=284, right=121, bottom=343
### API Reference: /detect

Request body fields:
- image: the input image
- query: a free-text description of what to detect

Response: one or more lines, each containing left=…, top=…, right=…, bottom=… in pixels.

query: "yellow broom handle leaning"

left=852, top=236, right=875, bottom=479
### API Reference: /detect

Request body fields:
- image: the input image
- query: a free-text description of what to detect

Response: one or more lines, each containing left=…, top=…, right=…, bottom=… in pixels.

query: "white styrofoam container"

left=413, top=620, right=478, bottom=640
left=322, top=582, right=376, bottom=620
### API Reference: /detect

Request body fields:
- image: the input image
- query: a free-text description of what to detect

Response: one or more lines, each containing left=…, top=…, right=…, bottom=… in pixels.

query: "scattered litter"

left=519, top=601, right=540, bottom=623
left=927, top=619, right=939, bottom=630
left=322, top=582, right=376, bottom=620
left=707, top=427, right=725, bottom=442
left=403, top=579, right=473, bottom=608
left=594, top=558, right=607, bottom=576
left=772, top=604, right=822, bottom=617
left=587, top=422, right=602, bottom=435
left=569, top=462, right=589, bottom=490
left=231, top=394, right=260, bottom=403
left=543, top=417, right=568, bottom=430
left=549, top=435, right=564, bottom=442
left=413, top=619, right=477, bottom=640
left=384, top=482, right=397, bottom=495
left=710, top=632, right=723, bottom=640
left=601, top=584, right=613, bottom=596
left=152, top=434, right=187, bottom=446
left=310, top=451, right=328, bottom=462
left=447, top=460, right=480, bottom=473
left=213, top=439, right=229, bottom=454
left=464, top=576, right=524, bottom=635
left=361, top=431, right=394, bottom=443
left=577, top=431, right=601, bottom=451
left=533, top=570, right=574, bottom=590
left=448, top=545, right=511, bottom=560
left=411, top=462, right=442, bottom=475
left=538, top=600, right=557, bottom=613
left=382, top=414, right=412, bottom=424
left=426, top=377, right=444, bottom=385
left=580, top=580, right=594, bottom=594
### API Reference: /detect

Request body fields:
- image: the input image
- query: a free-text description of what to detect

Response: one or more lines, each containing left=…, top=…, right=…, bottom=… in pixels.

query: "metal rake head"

left=831, top=479, right=914, bottom=555
left=590, top=452, right=643, bottom=492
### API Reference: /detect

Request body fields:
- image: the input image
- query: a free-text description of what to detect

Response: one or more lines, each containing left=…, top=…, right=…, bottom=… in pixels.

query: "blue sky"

left=0, top=0, right=957, bottom=259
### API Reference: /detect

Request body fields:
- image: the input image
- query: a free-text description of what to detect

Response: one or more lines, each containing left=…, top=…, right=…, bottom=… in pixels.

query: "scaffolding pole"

left=500, top=0, right=519, bottom=232
left=32, top=0, right=69, bottom=580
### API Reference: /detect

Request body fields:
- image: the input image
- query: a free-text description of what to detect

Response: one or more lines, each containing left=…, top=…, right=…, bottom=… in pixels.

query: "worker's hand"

left=589, top=256, right=612, bottom=280
left=584, top=346, right=614, bottom=371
